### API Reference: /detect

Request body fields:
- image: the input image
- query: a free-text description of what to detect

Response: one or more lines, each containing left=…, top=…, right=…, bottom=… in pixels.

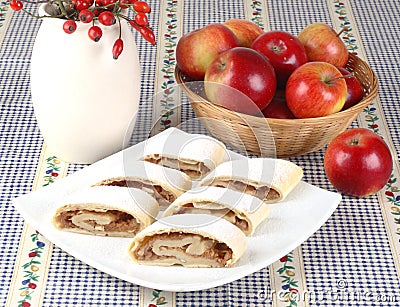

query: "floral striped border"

left=141, top=0, right=183, bottom=305
left=6, top=146, right=69, bottom=307
left=151, top=0, right=183, bottom=135
left=328, top=0, right=400, bottom=279
left=0, top=2, right=12, bottom=47
left=244, top=1, right=309, bottom=306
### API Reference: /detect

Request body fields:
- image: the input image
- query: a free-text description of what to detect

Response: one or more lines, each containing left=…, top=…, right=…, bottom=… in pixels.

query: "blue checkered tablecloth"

left=1, top=1, right=399, bottom=306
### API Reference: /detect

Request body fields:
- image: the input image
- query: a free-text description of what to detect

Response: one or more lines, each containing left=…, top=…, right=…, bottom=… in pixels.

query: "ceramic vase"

left=30, top=4, right=141, bottom=164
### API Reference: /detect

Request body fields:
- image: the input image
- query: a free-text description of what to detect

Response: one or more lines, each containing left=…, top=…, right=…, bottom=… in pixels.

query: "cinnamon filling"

left=134, top=232, right=232, bottom=267
left=143, top=154, right=210, bottom=179
left=57, top=209, right=140, bottom=235
left=208, top=179, right=280, bottom=201
left=94, top=179, right=175, bottom=206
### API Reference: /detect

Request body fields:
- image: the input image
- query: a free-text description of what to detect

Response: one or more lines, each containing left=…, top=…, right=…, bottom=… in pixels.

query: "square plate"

left=13, top=128, right=341, bottom=292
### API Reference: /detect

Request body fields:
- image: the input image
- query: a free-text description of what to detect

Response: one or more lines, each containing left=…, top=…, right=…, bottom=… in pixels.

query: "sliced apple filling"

left=143, top=154, right=210, bottom=180
left=208, top=179, right=280, bottom=201
left=133, top=232, right=233, bottom=268
left=94, top=178, right=175, bottom=207
left=173, top=203, right=249, bottom=233
left=55, top=209, right=140, bottom=237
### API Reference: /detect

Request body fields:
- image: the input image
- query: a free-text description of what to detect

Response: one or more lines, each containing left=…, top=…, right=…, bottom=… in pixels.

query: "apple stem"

left=350, top=138, right=359, bottom=146
left=336, top=26, right=349, bottom=37
left=329, top=72, right=354, bottom=83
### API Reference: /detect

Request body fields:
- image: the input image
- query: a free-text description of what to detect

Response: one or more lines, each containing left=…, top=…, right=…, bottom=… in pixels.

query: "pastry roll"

left=128, top=214, right=247, bottom=268
left=92, top=161, right=192, bottom=207
left=162, top=187, right=269, bottom=235
left=142, top=127, right=226, bottom=180
left=52, top=186, right=159, bottom=237
left=199, top=158, right=303, bottom=203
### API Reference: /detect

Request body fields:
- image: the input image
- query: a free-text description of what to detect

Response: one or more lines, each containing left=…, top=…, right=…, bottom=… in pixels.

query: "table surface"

left=1, top=1, right=400, bottom=306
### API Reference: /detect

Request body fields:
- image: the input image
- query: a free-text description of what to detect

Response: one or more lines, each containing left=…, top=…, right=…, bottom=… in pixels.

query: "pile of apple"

left=176, top=19, right=364, bottom=118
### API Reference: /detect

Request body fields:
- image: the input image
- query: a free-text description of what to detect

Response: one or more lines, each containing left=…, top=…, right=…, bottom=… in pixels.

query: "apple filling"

left=94, top=179, right=175, bottom=207
left=133, top=232, right=233, bottom=267
left=208, top=179, right=280, bottom=201
left=173, top=203, right=249, bottom=233
left=143, top=154, right=210, bottom=180
left=56, top=209, right=140, bottom=237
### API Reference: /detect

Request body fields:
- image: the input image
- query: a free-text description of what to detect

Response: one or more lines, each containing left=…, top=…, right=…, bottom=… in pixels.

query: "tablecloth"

left=1, top=0, right=399, bottom=306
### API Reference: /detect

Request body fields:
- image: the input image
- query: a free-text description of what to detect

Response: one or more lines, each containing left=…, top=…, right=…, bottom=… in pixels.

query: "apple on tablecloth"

left=204, top=47, right=277, bottom=115
left=324, top=128, right=393, bottom=197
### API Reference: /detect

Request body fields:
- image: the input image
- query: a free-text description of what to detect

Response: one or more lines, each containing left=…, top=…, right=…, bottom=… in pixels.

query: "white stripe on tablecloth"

left=0, top=3, right=13, bottom=47
left=243, top=1, right=310, bottom=306
left=5, top=145, right=69, bottom=307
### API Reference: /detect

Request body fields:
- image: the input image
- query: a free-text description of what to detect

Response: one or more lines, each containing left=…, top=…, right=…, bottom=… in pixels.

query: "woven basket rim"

left=175, top=53, right=379, bottom=125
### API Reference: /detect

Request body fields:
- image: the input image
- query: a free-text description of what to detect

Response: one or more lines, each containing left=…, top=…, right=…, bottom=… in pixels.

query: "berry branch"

left=7, top=0, right=156, bottom=58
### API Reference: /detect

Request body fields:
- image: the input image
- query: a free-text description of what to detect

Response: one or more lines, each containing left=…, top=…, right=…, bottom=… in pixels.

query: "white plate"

left=13, top=128, right=341, bottom=292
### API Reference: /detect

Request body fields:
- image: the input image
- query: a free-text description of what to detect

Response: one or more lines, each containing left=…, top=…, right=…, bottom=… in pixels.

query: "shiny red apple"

left=223, top=19, right=264, bottom=48
left=204, top=47, right=277, bottom=115
left=337, top=67, right=364, bottom=110
left=251, top=30, right=308, bottom=88
left=285, top=62, right=347, bottom=118
left=324, top=128, right=393, bottom=197
left=298, top=23, right=349, bottom=67
left=176, top=23, right=239, bottom=80
left=262, top=90, right=295, bottom=119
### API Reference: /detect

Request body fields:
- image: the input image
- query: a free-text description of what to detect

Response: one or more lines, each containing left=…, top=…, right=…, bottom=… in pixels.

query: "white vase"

left=31, top=4, right=141, bottom=164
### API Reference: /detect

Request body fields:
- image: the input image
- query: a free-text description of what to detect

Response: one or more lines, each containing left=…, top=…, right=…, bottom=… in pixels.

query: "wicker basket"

left=175, top=53, right=379, bottom=158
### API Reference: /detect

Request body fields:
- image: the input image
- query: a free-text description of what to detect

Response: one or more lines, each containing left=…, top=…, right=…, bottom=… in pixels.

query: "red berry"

left=134, top=12, right=148, bottom=26
left=21, top=302, right=31, bottom=307
left=88, top=26, right=103, bottom=42
left=9, top=0, right=23, bottom=11
left=78, top=9, right=94, bottom=23
left=28, top=283, right=37, bottom=289
left=28, top=251, right=37, bottom=258
left=63, top=20, right=77, bottom=34
left=75, top=0, right=90, bottom=11
left=139, top=26, right=156, bottom=45
left=133, top=1, right=151, bottom=13
left=98, top=11, right=116, bottom=26
left=112, top=38, right=124, bottom=59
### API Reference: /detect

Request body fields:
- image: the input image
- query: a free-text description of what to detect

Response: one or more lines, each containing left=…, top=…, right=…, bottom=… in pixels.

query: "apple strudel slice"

left=52, top=186, right=159, bottom=237
left=128, top=214, right=247, bottom=268
left=92, top=161, right=192, bottom=207
left=199, top=158, right=303, bottom=203
left=162, top=186, right=269, bottom=235
left=141, top=127, right=226, bottom=180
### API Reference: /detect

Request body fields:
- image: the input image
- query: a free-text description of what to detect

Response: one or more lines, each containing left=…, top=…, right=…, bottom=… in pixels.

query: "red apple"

left=251, top=30, right=308, bottom=88
left=262, top=90, right=295, bottom=119
left=298, top=23, right=349, bottom=67
left=324, top=128, right=393, bottom=197
left=337, top=67, right=364, bottom=110
left=176, top=24, right=239, bottom=80
left=223, top=19, right=264, bottom=48
left=204, top=47, right=277, bottom=115
left=285, top=62, right=347, bottom=118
